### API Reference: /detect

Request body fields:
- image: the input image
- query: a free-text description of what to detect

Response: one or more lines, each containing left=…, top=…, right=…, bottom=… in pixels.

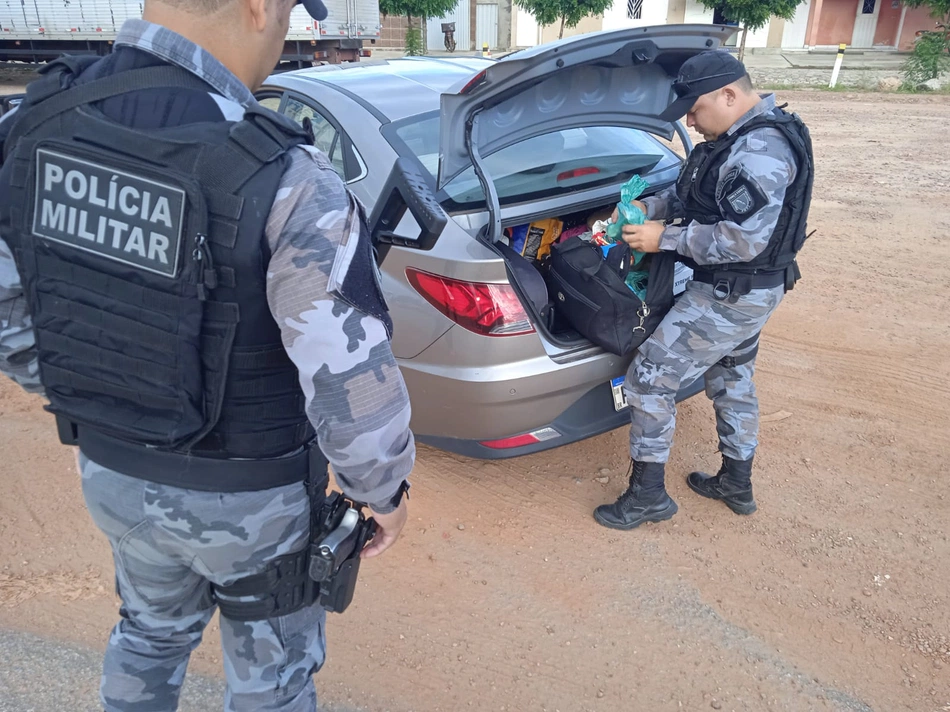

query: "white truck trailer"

left=0, top=0, right=381, bottom=66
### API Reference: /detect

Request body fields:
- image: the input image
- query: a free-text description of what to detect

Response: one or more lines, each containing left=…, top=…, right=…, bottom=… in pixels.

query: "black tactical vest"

left=675, top=106, right=814, bottom=276
left=0, top=56, right=317, bottom=484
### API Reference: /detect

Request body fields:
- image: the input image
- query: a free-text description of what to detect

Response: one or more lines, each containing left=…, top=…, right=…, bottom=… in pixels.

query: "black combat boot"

left=593, top=460, right=678, bottom=530
left=686, top=455, right=757, bottom=515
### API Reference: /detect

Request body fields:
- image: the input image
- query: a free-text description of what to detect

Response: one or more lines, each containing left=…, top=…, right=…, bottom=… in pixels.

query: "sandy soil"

left=1, top=89, right=948, bottom=712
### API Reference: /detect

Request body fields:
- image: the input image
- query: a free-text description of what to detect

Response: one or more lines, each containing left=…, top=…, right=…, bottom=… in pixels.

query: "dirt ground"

left=1, top=87, right=949, bottom=712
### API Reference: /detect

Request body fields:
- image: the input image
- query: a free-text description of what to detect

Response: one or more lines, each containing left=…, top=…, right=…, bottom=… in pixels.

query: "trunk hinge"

left=466, top=111, right=502, bottom=244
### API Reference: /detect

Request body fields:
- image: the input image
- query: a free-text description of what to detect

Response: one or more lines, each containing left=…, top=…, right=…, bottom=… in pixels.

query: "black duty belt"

left=76, top=424, right=315, bottom=492
left=692, top=269, right=787, bottom=290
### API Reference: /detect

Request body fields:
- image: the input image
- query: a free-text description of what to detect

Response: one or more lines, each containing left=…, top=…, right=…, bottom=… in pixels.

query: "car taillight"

left=406, top=268, right=535, bottom=337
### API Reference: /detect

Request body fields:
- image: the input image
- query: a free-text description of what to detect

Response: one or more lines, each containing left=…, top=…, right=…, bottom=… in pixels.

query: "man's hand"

left=362, top=498, right=407, bottom=559
left=610, top=200, right=647, bottom=224
left=621, top=221, right=665, bottom=253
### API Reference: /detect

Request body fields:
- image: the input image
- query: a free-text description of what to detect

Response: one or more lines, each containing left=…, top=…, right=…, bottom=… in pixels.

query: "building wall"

left=897, top=5, right=941, bottom=50
left=538, top=15, right=604, bottom=44
left=379, top=14, right=411, bottom=49
left=666, top=0, right=687, bottom=23
left=601, top=0, right=671, bottom=31
left=814, top=0, right=857, bottom=45
left=767, top=17, right=786, bottom=47
left=508, top=0, right=930, bottom=52
left=873, top=0, right=903, bottom=46
left=782, top=0, right=813, bottom=48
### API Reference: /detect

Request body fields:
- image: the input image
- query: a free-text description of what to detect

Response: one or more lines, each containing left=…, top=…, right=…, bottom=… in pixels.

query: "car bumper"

left=400, top=340, right=705, bottom=459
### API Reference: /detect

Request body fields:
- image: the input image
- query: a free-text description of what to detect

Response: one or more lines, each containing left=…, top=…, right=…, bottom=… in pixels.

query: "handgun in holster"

left=308, top=492, right=378, bottom=614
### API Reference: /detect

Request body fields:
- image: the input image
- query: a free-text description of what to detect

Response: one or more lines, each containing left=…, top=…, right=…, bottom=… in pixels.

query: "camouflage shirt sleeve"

left=0, top=106, right=43, bottom=393
left=0, top=236, right=43, bottom=395
left=265, top=145, right=415, bottom=513
left=642, top=184, right=685, bottom=221
left=658, top=127, right=798, bottom=265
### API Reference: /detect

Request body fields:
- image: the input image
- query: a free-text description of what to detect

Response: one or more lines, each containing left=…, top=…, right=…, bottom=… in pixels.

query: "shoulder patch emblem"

left=726, top=185, right=754, bottom=215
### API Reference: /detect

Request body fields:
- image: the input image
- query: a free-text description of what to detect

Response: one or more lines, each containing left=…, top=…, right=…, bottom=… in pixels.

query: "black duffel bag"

left=545, top=236, right=677, bottom=356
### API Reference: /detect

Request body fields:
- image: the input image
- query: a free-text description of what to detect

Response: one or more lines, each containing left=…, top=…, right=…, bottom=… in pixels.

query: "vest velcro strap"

left=39, top=330, right=178, bottom=384
left=9, top=157, right=30, bottom=188
left=229, top=346, right=295, bottom=371
left=36, top=253, right=183, bottom=314
left=216, top=266, right=236, bottom=289
left=244, top=107, right=308, bottom=151
left=191, top=422, right=312, bottom=458
left=194, top=143, right=262, bottom=196
left=38, top=300, right=179, bottom=358
left=209, top=218, right=239, bottom=248
left=203, top=300, right=241, bottom=325
left=220, top=396, right=308, bottom=422
left=44, top=363, right=182, bottom=412
left=205, top=189, right=244, bottom=220
left=230, top=120, right=285, bottom=164
left=229, top=370, right=301, bottom=397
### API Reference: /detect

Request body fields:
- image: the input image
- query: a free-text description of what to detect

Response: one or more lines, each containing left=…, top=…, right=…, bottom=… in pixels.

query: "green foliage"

left=513, top=0, right=614, bottom=38
left=379, top=0, right=458, bottom=19
left=901, top=31, right=950, bottom=86
left=901, top=0, right=950, bottom=24
left=405, top=26, right=424, bottom=56
left=379, top=0, right=458, bottom=55
left=697, top=0, right=803, bottom=32
left=697, top=0, right=806, bottom=61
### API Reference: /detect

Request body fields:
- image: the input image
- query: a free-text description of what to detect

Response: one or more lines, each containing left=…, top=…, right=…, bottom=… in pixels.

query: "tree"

left=902, top=0, right=950, bottom=24
left=697, top=0, right=805, bottom=62
left=514, top=0, right=613, bottom=40
left=380, top=0, right=459, bottom=56
left=898, top=0, right=950, bottom=85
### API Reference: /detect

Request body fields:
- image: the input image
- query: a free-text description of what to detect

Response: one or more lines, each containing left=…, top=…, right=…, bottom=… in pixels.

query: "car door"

left=255, top=90, right=366, bottom=183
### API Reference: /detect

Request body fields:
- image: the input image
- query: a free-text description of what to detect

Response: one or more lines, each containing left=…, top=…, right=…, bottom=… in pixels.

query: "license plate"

left=611, top=376, right=628, bottom=412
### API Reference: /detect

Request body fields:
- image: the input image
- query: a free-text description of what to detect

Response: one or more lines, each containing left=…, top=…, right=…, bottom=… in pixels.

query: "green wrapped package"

left=604, top=175, right=651, bottom=301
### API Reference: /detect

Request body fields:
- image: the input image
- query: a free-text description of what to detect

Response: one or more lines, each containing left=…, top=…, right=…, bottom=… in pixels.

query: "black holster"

left=211, top=448, right=331, bottom=621
left=212, top=448, right=377, bottom=621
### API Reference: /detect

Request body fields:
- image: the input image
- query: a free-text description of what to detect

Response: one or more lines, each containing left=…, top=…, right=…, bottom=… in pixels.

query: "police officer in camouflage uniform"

left=594, top=51, right=814, bottom=531
left=0, top=0, right=415, bottom=708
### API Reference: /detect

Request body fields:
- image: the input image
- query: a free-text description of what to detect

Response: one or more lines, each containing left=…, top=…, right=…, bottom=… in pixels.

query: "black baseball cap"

left=659, top=50, right=748, bottom=122
left=297, top=0, right=328, bottom=21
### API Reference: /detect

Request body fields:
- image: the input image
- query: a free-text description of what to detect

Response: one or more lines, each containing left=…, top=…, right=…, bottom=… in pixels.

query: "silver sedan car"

left=257, top=25, right=734, bottom=458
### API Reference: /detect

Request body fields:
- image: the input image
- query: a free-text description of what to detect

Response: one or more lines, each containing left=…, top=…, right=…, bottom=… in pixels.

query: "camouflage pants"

left=624, top=280, right=785, bottom=466
left=79, top=454, right=327, bottom=712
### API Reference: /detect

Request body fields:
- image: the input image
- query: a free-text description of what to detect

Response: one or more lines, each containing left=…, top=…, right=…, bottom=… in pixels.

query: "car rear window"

left=389, top=115, right=680, bottom=210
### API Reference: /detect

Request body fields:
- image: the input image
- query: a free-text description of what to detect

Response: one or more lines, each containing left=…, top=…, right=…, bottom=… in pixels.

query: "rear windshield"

left=388, top=114, right=680, bottom=210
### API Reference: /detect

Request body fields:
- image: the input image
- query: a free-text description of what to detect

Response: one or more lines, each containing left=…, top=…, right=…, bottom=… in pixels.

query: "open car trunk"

left=437, top=24, right=732, bottom=351
left=492, top=188, right=682, bottom=351
left=370, top=25, right=734, bottom=351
